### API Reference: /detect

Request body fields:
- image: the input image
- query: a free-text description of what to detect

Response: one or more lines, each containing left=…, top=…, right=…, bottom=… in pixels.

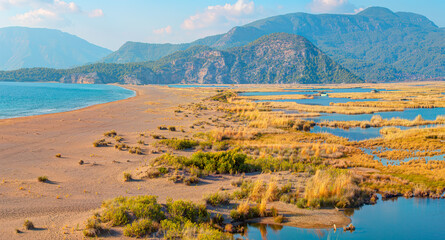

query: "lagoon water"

left=168, top=84, right=230, bottom=88
left=235, top=197, right=445, bottom=240
left=240, top=88, right=393, bottom=96
left=258, top=97, right=380, bottom=106
left=0, top=82, right=135, bottom=119
left=254, top=88, right=444, bottom=140
left=313, top=108, right=445, bottom=122
left=310, top=124, right=442, bottom=142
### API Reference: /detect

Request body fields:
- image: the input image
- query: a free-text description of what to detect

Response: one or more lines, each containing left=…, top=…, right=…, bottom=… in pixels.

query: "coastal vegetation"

left=37, top=176, right=48, bottom=183
left=68, top=83, right=445, bottom=238
left=23, top=220, right=34, bottom=230
left=82, top=195, right=234, bottom=239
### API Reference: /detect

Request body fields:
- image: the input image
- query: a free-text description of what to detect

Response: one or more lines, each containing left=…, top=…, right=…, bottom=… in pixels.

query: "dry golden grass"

left=210, top=127, right=262, bottom=141
left=262, top=101, right=402, bottom=115
left=318, top=115, right=445, bottom=129
left=304, top=169, right=356, bottom=202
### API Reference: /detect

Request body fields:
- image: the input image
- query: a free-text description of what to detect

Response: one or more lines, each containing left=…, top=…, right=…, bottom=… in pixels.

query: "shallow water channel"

left=234, top=197, right=445, bottom=240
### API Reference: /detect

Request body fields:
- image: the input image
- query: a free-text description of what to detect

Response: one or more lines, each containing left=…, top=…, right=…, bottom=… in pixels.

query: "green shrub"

left=23, top=220, right=34, bottom=230
left=123, top=172, right=132, bottom=182
left=158, top=139, right=199, bottom=150
left=280, top=182, right=293, bottom=194
left=102, top=196, right=165, bottom=223
left=230, top=202, right=260, bottom=222
left=101, top=206, right=130, bottom=226
left=212, top=142, right=229, bottom=151
left=210, top=91, right=236, bottom=102
left=210, top=214, right=224, bottom=226
left=104, top=130, right=117, bottom=137
left=185, top=176, right=200, bottom=186
left=129, top=200, right=165, bottom=221
left=194, top=226, right=232, bottom=240
left=204, top=192, right=230, bottom=207
left=182, top=149, right=252, bottom=174
left=114, top=143, right=129, bottom=150
left=168, top=126, right=176, bottom=131
left=160, top=219, right=190, bottom=239
left=166, top=199, right=209, bottom=223
left=159, top=167, right=169, bottom=175
left=198, top=141, right=213, bottom=150
left=129, top=146, right=142, bottom=154
left=152, top=134, right=166, bottom=139
left=83, top=217, right=106, bottom=237
left=93, top=139, right=111, bottom=147
left=123, top=219, right=159, bottom=238
left=296, top=198, right=307, bottom=208
left=37, top=176, right=48, bottom=183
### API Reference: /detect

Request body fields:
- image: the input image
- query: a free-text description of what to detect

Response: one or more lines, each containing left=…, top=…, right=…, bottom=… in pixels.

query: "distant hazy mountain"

left=102, top=7, right=445, bottom=81
left=0, top=33, right=362, bottom=84
left=0, top=27, right=112, bottom=70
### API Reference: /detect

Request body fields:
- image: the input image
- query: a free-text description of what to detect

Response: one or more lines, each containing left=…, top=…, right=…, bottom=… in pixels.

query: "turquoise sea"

left=0, top=82, right=135, bottom=119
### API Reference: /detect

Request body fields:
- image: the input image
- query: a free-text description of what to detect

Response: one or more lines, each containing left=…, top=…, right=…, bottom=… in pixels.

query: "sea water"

left=0, top=82, right=135, bottom=119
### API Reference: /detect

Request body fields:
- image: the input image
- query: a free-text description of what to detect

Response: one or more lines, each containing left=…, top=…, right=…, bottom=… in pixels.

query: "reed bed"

left=333, top=100, right=445, bottom=109
left=262, top=101, right=403, bottom=115
left=303, top=169, right=370, bottom=208
left=318, top=115, right=445, bottom=129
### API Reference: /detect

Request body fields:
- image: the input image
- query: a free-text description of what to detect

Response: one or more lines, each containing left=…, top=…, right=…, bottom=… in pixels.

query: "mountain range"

left=0, top=7, right=443, bottom=84
left=102, top=7, right=445, bottom=82
left=0, top=27, right=111, bottom=71
left=0, top=33, right=361, bottom=84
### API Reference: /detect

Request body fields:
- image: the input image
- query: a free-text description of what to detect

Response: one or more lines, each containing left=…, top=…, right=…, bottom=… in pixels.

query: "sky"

left=0, top=0, right=443, bottom=50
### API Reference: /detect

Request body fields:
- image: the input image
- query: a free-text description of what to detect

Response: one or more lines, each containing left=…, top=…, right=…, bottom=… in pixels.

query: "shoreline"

left=0, top=83, right=139, bottom=123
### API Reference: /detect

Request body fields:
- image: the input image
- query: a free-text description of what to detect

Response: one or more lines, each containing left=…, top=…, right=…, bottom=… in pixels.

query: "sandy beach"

left=0, top=85, right=350, bottom=239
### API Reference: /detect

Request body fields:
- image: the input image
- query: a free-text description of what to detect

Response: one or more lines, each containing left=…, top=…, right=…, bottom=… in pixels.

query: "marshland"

left=0, top=82, right=444, bottom=239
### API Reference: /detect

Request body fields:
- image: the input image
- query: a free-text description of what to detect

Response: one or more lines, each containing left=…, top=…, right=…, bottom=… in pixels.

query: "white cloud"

left=182, top=0, right=255, bottom=30
left=12, top=7, right=59, bottom=24
left=89, top=9, right=103, bottom=18
left=2, top=0, right=103, bottom=26
left=309, top=0, right=356, bottom=13
left=354, top=7, right=365, bottom=14
left=53, top=0, right=79, bottom=13
left=153, top=25, right=172, bottom=35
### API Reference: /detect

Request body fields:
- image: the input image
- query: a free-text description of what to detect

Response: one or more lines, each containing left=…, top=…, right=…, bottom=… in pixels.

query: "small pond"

left=235, top=197, right=445, bottom=240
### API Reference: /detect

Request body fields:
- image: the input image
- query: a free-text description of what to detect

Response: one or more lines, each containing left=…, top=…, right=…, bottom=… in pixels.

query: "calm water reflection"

left=235, top=197, right=445, bottom=240
left=310, top=125, right=441, bottom=142
left=258, top=97, right=380, bottom=106
left=240, top=88, right=395, bottom=96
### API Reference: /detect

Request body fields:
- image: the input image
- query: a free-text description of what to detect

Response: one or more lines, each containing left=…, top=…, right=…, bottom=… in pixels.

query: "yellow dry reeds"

left=264, top=180, right=279, bottom=202
left=249, top=180, right=266, bottom=202
left=304, top=169, right=361, bottom=208
left=210, top=127, right=261, bottom=141
left=319, top=115, right=445, bottom=129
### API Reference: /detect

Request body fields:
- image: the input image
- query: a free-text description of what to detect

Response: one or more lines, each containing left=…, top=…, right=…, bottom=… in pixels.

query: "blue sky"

left=0, top=0, right=443, bottom=50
